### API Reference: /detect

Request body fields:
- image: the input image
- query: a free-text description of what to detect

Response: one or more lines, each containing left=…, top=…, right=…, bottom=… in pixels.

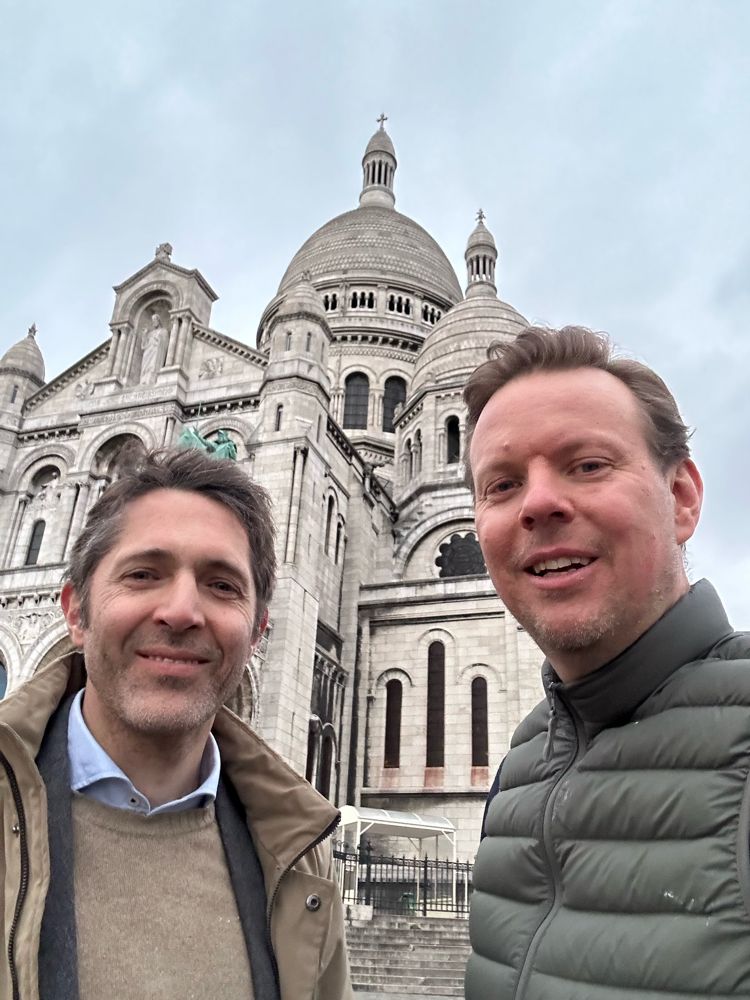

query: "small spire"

left=155, top=242, right=173, bottom=262
left=27, top=323, right=37, bottom=339
left=465, top=213, right=498, bottom=297
left=360, top=118, right=397, bottom=209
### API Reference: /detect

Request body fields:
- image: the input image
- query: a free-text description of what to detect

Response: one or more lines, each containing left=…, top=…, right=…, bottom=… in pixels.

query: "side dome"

left=410, top=299, right=527, bottom=393
left=410, top=215, right=527, bottom=394
left=0, top=325, right=45, bottom=382
left=277, top=206, right=462, bottom=305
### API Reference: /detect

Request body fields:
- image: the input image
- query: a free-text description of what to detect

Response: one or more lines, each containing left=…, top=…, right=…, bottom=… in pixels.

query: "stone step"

left=346, top=915, right=469, bottom=994
left=350, top=970, right=463, bottom=987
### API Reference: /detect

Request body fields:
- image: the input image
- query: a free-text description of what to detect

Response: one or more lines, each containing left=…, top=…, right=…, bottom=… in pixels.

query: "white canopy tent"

left=337, top=806, right=460, bottom=912
left=338, top=805, right=457, bottom=862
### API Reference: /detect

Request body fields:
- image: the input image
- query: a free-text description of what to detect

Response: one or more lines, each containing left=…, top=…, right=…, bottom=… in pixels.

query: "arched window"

left=335, top=519, right=343, bottom=564
left=305, top=720, right=319, bottom=784
left=305, top=331, right=312, bottom=352
left=274, top=404, right=283, bottom=432
left=0, top=661, right=6, bottom=699
left=285, top=331, right=292, bottom=351
left=471, top=677, right=489, bottom=767
left=324, top=495, right=334, bottom=553
left=382, top=376, right=406, bottom=432
left=367, top=291, right=375, bottom=309
left=426, top=641, right=445, bottom=767
left=10, top=385, right=18, bottom=403
left=384, top=679, right=402, bottom=768
left=414, top=429, right=422, bottom=475
left=343, top=372, right=369, bottom=429
left=25, top=519, right=45, bottom=566
left=446, top=416, right=460, bottom=464
left=317, top=732, right=334, bottom=799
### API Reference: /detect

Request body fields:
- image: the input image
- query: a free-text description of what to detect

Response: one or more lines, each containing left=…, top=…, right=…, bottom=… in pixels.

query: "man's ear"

left=671, top=458, right=703, bottom=546
left=61, top=581, right=86, bottom=647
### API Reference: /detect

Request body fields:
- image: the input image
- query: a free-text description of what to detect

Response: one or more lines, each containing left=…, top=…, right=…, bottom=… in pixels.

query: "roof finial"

left=476, top=208, right=486, bottom=224
left=27, top=323, right=37, bottom=339
left=155, top=242, right=173, bottom=262
left=376, top=112, right=388, bottom=130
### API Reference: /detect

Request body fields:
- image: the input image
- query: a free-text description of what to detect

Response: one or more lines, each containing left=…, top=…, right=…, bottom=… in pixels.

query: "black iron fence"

left=333, top=841, right=473, bottom=917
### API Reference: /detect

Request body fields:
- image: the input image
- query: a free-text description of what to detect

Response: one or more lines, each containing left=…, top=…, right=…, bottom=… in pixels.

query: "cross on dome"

left=476, top=208, right=486, bottom=223
left=27, top=323, right=37, bottom=339
left=377, top=113, right=388, bottom=130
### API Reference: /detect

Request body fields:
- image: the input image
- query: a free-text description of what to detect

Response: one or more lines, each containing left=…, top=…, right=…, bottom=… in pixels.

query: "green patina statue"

left=178, top=425, right=238, bottom=461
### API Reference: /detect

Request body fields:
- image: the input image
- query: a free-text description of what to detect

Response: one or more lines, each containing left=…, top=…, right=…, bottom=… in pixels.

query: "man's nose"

left=518, top=467, right=573, bottom=531
left=152, top=575, right=206, bottom=631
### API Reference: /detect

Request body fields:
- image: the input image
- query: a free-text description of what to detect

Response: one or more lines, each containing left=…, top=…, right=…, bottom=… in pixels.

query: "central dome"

left=278, top=206, right=462, bottom=305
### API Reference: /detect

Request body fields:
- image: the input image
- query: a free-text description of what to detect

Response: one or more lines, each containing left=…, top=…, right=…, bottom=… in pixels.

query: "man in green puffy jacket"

left=464, top=325, right=750, bottom=999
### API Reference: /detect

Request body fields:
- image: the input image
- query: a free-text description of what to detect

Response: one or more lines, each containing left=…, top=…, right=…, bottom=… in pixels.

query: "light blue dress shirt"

left=67, top=689, right=221, bottom=816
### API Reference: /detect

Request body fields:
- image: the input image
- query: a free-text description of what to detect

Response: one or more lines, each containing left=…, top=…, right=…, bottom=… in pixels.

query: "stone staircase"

left=346, top=914, right=470, bottom=996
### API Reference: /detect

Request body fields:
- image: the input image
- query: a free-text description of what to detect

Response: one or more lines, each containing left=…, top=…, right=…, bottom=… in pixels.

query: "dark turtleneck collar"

left=542, top=579, right=734, bottom=737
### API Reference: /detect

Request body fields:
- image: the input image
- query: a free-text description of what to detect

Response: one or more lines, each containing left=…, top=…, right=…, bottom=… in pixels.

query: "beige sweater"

left=72, top=795, right=254, bottom=1000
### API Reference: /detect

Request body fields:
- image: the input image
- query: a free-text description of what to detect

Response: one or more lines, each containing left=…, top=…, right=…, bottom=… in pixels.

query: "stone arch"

left=375, top=667, right=414, bottom=689
left=15, top=618, right=71, bottom=686
left=457, top=660, right=505, bottom=688
left=0, top=624, right=24, bottom=691
left=417, top=628, right=457, bottom=679
left=322, top=487, right=340, bottom=555
left=197, top=415, right=255, bottom=451
left=112, top=278, right=182, bottom=325
left=394, top=508, right=476, bottom=578
left=224, top=661, right=261, bottom=727
left=78, top=424, right=156, bottom=472
left=9, top=445, right=75, bottom=491
left=339, top=361, right=378, bottom=385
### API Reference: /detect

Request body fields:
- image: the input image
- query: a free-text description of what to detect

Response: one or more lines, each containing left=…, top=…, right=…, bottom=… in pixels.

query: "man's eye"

left=210, top=580, right=241, bottom=596
left=125, top=569, right=156, bottom=582
left=488, top=479, right=516, bottom=495
left=577, top=460, right=605, bottom=474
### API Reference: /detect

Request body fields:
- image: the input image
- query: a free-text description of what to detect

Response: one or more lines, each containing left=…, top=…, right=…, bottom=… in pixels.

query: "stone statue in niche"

left=140, top=312, right=169, bottom=384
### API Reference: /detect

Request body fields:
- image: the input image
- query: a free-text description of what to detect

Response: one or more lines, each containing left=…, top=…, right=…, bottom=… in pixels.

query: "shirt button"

left=305, top=894, right=321, bottom=912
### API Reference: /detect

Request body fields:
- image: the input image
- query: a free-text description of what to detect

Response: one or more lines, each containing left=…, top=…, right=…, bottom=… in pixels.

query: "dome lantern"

left=359, top=113, right=397, bottom=210
left=464, top=209, right=497, bottom=298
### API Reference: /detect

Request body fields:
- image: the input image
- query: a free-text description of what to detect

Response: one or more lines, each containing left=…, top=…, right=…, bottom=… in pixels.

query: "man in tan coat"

left=0, top=447, right=352, bottom=1000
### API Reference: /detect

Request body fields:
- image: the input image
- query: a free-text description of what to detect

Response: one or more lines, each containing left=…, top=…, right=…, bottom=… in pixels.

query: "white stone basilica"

left=0, top=122, right=543, bottom=858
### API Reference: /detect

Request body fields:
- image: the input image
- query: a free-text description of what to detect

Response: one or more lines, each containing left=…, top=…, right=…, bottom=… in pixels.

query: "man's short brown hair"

left=66, top=446, right=276, bottom=632
left=463, top=325, right=691, bottom=489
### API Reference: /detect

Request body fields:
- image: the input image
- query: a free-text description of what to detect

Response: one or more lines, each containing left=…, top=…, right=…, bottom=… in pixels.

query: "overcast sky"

left=2, top=0, right=748, bottom=625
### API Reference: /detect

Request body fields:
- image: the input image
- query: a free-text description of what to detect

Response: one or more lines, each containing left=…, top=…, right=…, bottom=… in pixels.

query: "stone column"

left=373, top=391, right=383, bottom=432
left=2, top=496, right=27, bottom=566
left=165, top=315, right=181, bottom=366
left=46, top=484, right=77, bottom=563
left=106, top=328, right=120, bottom=375
left=63, top=481, right=91, bottom=560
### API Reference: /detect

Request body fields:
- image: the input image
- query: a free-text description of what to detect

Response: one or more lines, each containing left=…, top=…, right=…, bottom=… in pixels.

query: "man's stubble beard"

left=84, top=636, right=249, bottom=738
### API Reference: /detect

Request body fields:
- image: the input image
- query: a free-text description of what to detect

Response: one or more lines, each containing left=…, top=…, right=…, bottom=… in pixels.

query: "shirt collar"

left=542, top=579, right=734, bottom=737
left=67, top=689, right=221, bottom=816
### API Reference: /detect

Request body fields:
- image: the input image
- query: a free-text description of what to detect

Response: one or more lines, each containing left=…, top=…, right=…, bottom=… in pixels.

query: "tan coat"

left=0, top=650, right=353, bottom=1000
